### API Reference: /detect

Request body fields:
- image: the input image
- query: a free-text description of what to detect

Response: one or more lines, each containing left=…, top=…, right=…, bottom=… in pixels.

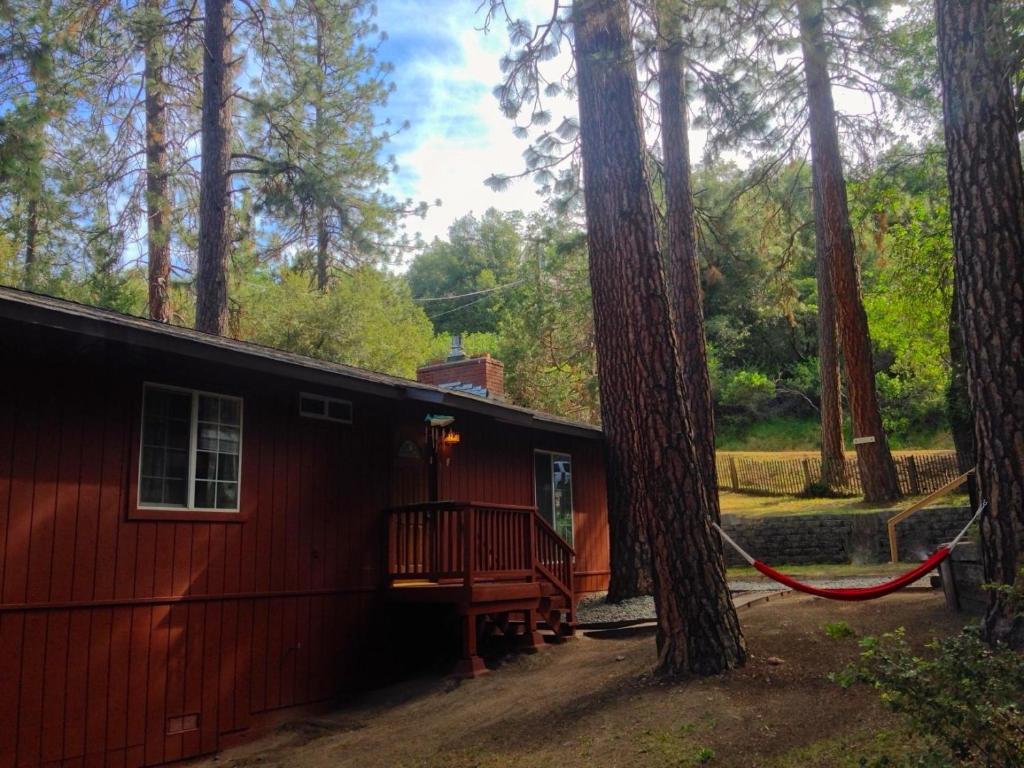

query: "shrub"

left=718, top=370, right=776, bottom=413
left=835, top=625, right=1024, bottom=766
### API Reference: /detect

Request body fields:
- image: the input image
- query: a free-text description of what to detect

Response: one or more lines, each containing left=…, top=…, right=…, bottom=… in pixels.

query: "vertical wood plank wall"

left=0, top=327, right=609, bottom=768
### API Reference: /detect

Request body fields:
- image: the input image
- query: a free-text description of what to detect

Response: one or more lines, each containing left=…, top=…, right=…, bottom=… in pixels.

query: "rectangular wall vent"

left=167, top=714, right=200, bottom=735
left=299, top=392, right=353, bottom=424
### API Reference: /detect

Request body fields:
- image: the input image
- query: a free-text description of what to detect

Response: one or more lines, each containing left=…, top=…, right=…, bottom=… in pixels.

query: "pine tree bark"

left=573, top=0, right=745, bottom=673
left=144, top=0, right=172, bottom=323
left=195, top=0, right=232, bottom=335
left=936, top=0, right=1024, bottom=648
left=812, top=177, right=848, bottom=490
left=798, top=0, right=901, bottom=502
left=656, top=2, right=719, bottom=506
left=314, top=7, right=330, bottom=292
left=946, top=283, right=974, bottom=471
left=24, top=197, right=38, bottom=276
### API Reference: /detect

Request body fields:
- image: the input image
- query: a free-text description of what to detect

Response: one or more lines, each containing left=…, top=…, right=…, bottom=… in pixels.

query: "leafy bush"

left=835, top=626, right=1024, bottom=766
left=718, top=369, right=776, bottom=412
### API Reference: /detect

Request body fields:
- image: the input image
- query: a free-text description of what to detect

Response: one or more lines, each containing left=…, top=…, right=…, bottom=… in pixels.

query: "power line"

left=413, top=280, right=525, bottom=303
left=427, top=294, right=496, bottom=321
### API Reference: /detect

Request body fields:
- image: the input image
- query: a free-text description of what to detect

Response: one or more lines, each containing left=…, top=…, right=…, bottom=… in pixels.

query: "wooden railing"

left=887, top=470, right=973, bottom=563
left=534, top=514, right=574, bottom=601
left=385, top=501, right=575, bottom=600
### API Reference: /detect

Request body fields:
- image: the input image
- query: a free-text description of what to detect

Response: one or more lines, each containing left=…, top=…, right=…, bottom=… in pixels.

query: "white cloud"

left=377, top=0, right=577, bottom=245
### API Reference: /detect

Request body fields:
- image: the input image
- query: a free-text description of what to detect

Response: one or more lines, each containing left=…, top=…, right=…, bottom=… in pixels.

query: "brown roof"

left=0, top=285, right=602, bottom=440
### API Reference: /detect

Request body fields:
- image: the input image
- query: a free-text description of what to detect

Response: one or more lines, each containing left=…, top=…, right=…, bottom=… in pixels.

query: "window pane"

left=194, top=481, right=215, bottom=509
left=197, top=424, right=218, bottom=451
left=217, top=453, right=238, bottom=482
left=140, top=477, right=162, bottom=504
left=300, top=396, right=324, bottom=416
left=327, top=401, right=351, bottom=422
left=220, top=398, right=241, bottom=425
left=141, top=448, right=164, bottom=477
left=164, top=478, right=187, bottom=506
left=139, top=388, right=192, bottom=507
left=218, top=426, right=240, bottom=454
left=198, top=395, right=219, bottom=423
left=551, top=454, right=573, bottom=545
left=167, top=449, right=188, bottom=478
left=216, top=482, right=238, bottom=509
left=195, top=451, right=215, bottom=480
left=534, top=453, right=555, bottom=528
left=167, top=419, right=190, bottom=450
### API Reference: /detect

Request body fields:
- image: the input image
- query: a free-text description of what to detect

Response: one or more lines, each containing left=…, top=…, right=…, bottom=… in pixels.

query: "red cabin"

left=0, top=287, right=610, bottom=768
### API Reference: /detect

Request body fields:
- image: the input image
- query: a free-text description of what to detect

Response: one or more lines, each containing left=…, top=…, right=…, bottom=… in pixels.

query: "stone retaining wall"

left=721, top=506, right=973, bottom=566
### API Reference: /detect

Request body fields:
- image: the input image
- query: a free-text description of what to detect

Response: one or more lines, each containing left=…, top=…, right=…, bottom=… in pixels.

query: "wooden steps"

left=384, top=501, right=577, bottom=678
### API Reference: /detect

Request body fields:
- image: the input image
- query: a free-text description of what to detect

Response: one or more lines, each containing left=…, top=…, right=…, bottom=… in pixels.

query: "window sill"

left=129, top=506, right=248, bottom=523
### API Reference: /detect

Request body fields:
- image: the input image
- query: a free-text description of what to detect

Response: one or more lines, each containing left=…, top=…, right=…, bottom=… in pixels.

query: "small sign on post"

left=853, top=435, right=877, bottom=446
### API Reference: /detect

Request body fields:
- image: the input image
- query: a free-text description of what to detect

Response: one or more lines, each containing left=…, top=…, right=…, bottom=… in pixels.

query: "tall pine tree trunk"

left=946, top=283, right=979, bottom=508
left=656, top=1, right=719, bottom=506
left=798, top=0, right=901, bottom=503
left=195, top=0, right=232, bottom=335
left=936, top=0, right=1024, bottom=648
left=316, top=213, right=329, bottom=290
left=573, top=0, right=744, bottom=674
left=144, top=0, right=172, bottom=323
left=314, top=5, right=330, bottom=292
left=24, top=198, right=38, bottom=278
left=813, top=177, right=848, bottom=490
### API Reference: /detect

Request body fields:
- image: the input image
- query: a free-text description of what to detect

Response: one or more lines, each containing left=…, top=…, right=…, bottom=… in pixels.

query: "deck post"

left=520, top=607, right=545, bottom=652
left=463, top=505, right=475, bottom=600
left=454, top=612, right=488, bottom=678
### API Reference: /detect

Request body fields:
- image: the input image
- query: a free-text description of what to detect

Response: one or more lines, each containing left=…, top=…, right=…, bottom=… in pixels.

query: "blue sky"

left=371, top=0, right=573, bottom=243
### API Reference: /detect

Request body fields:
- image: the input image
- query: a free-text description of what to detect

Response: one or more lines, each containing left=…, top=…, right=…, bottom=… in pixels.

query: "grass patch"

left=727, top=562, right=915, bottom=580
left=765, top=728, right=921, bottom=768
left=716, top=417, right=823, bottom=452
left=719, top=490, right=970, bottom=518
left=715, top=416, right=953, bottom=452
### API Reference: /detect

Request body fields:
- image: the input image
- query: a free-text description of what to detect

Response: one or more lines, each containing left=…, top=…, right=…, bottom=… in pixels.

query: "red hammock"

left=713, top=501, right=984, bottom=602
left=751, top=547, right=950, bottom=601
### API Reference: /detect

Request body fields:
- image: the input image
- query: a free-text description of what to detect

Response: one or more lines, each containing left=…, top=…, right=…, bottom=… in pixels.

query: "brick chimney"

left=417, top=335, right=505, bottom=399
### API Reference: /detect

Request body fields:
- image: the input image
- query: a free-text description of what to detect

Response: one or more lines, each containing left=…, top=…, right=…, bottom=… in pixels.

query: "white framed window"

left=138, top=383, right=243, bottom=511
left=533, top=450, right=574, bottom=545
left=299, top=392, right=353, bottom=424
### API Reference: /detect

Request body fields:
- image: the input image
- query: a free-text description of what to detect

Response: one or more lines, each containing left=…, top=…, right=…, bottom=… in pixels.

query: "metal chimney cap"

left=447, top=334, right=466, bottom=361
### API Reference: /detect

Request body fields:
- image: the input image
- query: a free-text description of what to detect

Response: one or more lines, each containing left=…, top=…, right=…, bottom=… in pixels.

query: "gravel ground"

left=577, top=576, right=936, bottom=625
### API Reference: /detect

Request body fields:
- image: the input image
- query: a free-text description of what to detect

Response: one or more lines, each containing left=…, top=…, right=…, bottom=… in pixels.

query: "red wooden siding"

left=0, top=324, right=609, bottom=768
left=434, top=415, right=610, bottom=594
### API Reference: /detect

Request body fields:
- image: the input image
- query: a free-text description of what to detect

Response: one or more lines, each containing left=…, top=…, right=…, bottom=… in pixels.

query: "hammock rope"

left=714, top=501, right=986, bottom=602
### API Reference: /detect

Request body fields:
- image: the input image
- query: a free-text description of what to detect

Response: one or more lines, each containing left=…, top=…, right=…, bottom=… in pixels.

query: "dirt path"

left=192, top=593, right=965, bottom=768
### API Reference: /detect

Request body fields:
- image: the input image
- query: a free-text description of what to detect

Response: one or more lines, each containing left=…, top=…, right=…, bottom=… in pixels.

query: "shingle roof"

left=0, top=285, right=602, bottom=440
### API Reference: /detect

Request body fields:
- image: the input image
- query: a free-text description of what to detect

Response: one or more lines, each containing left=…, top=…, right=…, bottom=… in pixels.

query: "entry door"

left=533, top=451, right=574, bottom=545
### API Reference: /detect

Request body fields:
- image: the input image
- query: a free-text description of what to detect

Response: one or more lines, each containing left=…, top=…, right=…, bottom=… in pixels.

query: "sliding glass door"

left=533, top=451, right=574, bottom=545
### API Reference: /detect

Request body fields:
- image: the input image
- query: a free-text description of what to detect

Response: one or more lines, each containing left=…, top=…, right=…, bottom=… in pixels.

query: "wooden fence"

left=716, top=451, right=964, bottom=498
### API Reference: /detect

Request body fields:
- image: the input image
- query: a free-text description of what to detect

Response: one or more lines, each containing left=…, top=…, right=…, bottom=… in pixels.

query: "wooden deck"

left=385, top=501, right=576, bottom=677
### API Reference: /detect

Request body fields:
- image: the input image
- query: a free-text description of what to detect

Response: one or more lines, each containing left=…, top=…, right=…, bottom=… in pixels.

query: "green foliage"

left=407, top=209, right=524, bottom=335
left=695, top=746, right=715, bottom=763
left=494, top=220, right=598, bottom=423
left=237, top=265, right=435, bottom=378
left=824, top=621, right=856, bottom=639
left=718, top=370, right=776, bottom=413
left=835, top=626, right=1024, bottom=767
left=857, top=146, right=953, bottom=439
left=245, top=0, right=409, bottom=279
left=407, top=209, right=599, bottom=422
